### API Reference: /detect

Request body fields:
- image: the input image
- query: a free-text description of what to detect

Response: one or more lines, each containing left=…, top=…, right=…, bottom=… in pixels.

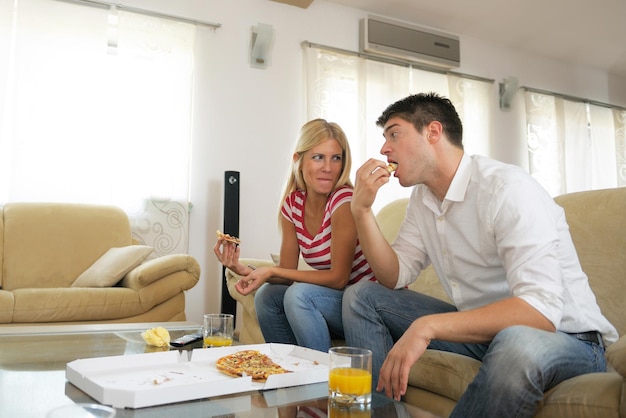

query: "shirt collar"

left=444, top=153, right=471, bottom=203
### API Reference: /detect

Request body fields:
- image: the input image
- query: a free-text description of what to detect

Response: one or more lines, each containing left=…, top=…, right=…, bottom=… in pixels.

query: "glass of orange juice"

left=203, top=313, right=234, bottom=347
left=328, top=346, right=372, bottom=406
left=327, top=400, right=372, bottom=417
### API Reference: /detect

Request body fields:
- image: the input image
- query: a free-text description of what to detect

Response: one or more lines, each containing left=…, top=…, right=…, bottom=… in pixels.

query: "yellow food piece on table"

left=142, top=327, right=171, bottom=347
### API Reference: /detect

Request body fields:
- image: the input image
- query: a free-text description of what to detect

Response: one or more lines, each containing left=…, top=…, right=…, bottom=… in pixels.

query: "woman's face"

left=298, top=138, right=344, bottom=196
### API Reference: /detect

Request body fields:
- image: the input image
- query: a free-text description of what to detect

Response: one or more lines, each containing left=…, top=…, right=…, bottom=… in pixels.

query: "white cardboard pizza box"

left=66, top=343, right=329, bottom=409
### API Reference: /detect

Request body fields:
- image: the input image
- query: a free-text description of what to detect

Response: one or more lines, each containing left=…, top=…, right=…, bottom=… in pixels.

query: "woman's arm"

left=236, top=202, right=357, bottom=295
left=277, top=217, right=300, bottom=270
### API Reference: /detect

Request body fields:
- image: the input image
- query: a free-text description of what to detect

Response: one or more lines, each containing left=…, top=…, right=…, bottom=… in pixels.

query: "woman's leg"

left=283, top=282, right=344, bottom=352
left=254, top=283, right=297, bottom=345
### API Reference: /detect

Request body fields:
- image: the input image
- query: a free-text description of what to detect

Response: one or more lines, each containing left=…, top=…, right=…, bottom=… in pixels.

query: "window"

left=0, top=0, right=195, bottom=214
left=524, top=90, right=626, bottom=196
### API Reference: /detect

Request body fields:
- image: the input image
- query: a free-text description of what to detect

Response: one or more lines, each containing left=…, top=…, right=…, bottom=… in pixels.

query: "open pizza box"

left=66, top=343, right=329, bottom=409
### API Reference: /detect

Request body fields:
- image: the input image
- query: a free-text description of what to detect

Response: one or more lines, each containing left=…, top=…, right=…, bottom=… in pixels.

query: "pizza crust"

left=216, top=230, right=241, bottom=245
left=215, top=367, right=241, bottom=379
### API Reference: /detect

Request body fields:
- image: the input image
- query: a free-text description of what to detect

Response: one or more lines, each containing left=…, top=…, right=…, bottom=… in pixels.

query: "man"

left=344, top=92, right=617, bottom=417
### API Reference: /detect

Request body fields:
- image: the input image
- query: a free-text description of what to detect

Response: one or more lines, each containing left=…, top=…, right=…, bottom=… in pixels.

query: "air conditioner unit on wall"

left=360, top=15, right=460, bottom=70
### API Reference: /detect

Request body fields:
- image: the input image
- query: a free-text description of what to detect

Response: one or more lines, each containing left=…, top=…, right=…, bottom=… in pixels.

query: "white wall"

left=117, top=0, right=626, bottom=326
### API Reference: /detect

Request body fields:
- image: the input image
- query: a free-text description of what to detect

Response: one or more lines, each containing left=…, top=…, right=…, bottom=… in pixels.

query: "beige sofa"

left=227, top=187, right=626, bottom=418
left=0, top=202, right=200, bottom=325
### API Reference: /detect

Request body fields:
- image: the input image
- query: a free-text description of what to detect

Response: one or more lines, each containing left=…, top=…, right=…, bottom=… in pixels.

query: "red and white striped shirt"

left=281, top=185, right=376, bottom=285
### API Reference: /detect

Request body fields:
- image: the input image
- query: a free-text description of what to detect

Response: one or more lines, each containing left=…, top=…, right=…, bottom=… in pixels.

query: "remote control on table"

left=170, top=331, right=203, bottom=347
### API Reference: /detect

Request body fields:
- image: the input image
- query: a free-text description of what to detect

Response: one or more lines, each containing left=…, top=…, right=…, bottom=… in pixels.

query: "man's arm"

left=379, top=297, right=555, bottom=400
left=352, top=159, right=402, bottom=288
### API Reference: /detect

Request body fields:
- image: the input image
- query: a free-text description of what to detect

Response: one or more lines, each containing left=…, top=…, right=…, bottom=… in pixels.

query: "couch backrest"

left=554, top=187, right=626, bottom=337
left=2, top=202, right=133, bottom=290
left=375, top=198, right=410, bottom=244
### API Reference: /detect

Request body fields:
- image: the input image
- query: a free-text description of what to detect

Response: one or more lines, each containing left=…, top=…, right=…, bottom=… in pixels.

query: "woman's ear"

left=292, top=152, right=300, bottom=163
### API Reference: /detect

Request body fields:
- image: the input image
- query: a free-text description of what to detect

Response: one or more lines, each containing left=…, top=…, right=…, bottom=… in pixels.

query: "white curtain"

left=614, top=110, right=626, bottom=185
left=525, top=90, right=625, bottom=196
left=0, top=0, right=195, bottom=215
left=304, top=46, right=493, bottom=213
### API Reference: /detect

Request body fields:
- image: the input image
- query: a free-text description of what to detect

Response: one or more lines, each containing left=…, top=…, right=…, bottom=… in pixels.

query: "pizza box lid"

left=65, top=343, right=329, bottom=409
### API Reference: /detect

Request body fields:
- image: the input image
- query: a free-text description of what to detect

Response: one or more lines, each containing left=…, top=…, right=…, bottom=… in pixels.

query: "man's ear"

left=427, top=121, right=443, bottom=143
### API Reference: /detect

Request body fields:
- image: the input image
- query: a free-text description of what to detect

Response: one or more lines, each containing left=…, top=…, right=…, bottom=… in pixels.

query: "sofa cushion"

left=0, top=290, right=14, bottom=323
left=11, top=287, right=145, bottom=322
left=71, top=245, right=154, bottom=287
left=535, top=371, right=623, bottom=418
left=407, top=349, right=481, bottom=401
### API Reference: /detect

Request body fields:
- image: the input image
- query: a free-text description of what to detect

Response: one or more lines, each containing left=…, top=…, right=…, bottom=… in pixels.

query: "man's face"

left=380, top=117, right=432, bottom=187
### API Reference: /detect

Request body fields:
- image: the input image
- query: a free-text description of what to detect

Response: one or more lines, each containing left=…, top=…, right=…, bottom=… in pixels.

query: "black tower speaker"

left=221, top=171, right=240, bottom=319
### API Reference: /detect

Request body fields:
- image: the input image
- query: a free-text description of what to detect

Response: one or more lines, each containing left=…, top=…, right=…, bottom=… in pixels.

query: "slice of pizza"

left=216, top=230, right=241, bottom=245
left=215, top=349, right=291, bottom=382
left=386, top=162, right=398, bottom=173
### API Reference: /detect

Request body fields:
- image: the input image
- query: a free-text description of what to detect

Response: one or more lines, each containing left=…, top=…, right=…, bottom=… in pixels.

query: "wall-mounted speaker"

left=499, top=76, right=519, bottom=110
left=221, top=171, right=240, bottom=318
left=249, top=23, right=274, bottom=69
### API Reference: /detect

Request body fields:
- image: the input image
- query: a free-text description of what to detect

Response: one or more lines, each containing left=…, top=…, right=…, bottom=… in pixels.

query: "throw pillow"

left=71, top=245, right=154, bottom=287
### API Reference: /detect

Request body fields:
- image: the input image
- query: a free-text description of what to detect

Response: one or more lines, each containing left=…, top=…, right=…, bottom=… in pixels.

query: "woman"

left=214, top=119, right=375, bottom=352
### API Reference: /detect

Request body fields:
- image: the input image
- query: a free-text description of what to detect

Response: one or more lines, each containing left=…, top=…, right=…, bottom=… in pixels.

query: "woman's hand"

left=213, top=239, right=245, bottom=275
left=235, top=266, right=273, bottom=296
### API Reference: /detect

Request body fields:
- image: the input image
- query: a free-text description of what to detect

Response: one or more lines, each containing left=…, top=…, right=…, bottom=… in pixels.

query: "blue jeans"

left=342, top=281, right=607, bottom=418
left=254, top=282, right=345, bottom=352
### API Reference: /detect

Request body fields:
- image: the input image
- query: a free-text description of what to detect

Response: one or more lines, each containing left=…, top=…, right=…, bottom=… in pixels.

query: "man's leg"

left=342, top=281, right=471, bottom=383
left=451, top=326, right=607, bottom=418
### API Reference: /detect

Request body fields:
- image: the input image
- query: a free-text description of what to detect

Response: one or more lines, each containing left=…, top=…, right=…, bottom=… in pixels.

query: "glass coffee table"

left=0, top=322, right=439, bottom=417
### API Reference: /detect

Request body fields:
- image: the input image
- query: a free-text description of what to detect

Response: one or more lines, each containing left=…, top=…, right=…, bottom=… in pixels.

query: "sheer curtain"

left=0, top=0, right=194, bottom=212
left=304, top=45, right=493, bottom=212
left=524, top=90, right=626, bottom=196
left=0, top=0, right=196, bottom=255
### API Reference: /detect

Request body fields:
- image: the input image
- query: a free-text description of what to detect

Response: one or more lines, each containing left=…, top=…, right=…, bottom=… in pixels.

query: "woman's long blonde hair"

left=278, top=119, right=353, bottom=224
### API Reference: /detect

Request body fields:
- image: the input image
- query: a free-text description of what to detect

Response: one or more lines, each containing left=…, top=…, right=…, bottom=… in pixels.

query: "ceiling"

left=319, top=0, right=626, bottom=79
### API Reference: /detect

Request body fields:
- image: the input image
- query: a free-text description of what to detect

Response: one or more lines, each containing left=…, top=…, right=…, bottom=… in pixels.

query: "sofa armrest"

left=121, top=254, right=200, bottom=290
left=225, top=258, right=273, bottom=344
left=606, top=335, right=626, bottom=377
